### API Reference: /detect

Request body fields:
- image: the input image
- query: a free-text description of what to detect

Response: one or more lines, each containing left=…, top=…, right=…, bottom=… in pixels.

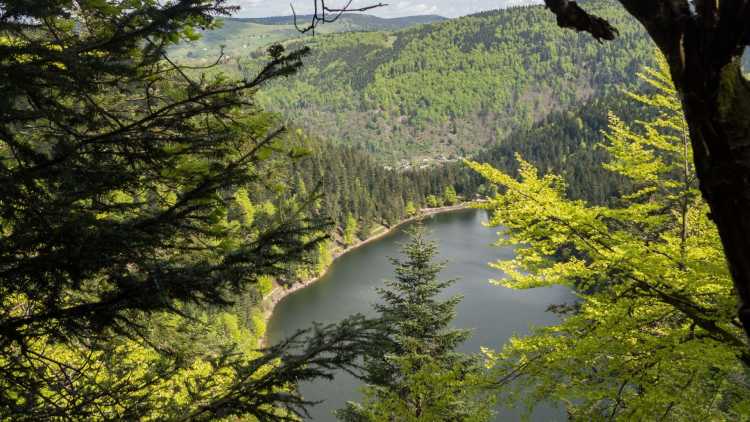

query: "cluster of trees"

left=280, top=83, right=657, bottom=254
left=470, top=90, right=650, bottom=205
left=284, top=139, right=474, bottom=241
left=253, top=1, right=656, bottom=161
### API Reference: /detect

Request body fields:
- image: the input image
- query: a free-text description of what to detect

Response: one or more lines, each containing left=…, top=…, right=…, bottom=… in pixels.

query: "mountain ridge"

left=232, top=13, right=448, bottom=29
left=168, top=13, right=448, bottom=63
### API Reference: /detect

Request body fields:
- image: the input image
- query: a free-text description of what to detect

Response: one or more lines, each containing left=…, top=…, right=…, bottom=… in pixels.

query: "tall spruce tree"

left=0, top=1, right=379, bottom=419
left=337, top=226, right=494, bottom=421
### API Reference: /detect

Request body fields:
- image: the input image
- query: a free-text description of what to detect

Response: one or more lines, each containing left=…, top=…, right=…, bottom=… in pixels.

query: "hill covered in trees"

left=250, top=2, right=655, bottom=162
left=168, top=2, right=661, bottom=207
left=166, top=2, right=672, bottom=250
left=471, top=89, right=650, bottom=205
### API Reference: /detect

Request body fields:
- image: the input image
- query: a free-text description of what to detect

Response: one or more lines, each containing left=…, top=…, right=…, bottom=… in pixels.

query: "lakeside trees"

left=285, top=141, right=476, bottom=237
left=468, top=56, right=750, bottom=419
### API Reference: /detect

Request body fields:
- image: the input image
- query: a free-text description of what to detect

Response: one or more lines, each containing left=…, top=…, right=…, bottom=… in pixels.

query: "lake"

left=266, top=208, right=573, bottom=421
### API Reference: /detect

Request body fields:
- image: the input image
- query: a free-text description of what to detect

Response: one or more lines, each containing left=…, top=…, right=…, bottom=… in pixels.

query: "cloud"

left=233, top=0, right=542, bottom=19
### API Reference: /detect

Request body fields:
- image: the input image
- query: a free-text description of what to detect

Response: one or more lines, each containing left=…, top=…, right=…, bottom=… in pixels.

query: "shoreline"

left=259, top=203, right=474, bottom=343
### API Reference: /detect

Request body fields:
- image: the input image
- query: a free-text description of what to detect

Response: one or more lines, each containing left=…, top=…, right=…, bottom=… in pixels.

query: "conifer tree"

left=337, top=226, right=494, bottom=421
left=0, top=1, right=379, bottom=419
left=444, top=185, right=458, bottom=206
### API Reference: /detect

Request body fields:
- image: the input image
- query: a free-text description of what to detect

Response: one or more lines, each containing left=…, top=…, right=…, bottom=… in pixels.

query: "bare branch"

left=292, top=0, right=387, bottom=34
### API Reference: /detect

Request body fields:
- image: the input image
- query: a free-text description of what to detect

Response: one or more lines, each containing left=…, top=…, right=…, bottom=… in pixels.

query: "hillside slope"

left=254, top=2, right=655, bottom=162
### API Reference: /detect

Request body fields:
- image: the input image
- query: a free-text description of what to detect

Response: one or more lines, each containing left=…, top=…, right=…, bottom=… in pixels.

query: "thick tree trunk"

left=608, top=0, right=750, bottom=342
left=543, top=0, right=750, bottom=341
left=677, top=55, right=750, bottom=339
left=707, top=171, right=750, bottom=338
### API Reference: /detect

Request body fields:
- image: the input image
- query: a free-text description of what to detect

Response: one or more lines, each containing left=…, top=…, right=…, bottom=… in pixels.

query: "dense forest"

left=471, top=90, right=651, bottom=204
left=280, top=87, right=645, bottom=256
left=288, top=140, right=472, bottom=230
left=250, top=2, right=655, bottom=161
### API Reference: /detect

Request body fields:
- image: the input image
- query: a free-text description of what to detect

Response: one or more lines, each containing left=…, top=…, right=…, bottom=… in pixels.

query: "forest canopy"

left=247, top=2, right=655, bottom=161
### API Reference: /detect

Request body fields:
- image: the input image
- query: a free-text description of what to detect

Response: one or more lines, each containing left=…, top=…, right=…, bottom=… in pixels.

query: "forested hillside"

left=256, top=2, right=655, bottom=161
left=170, top=2, right=660, bottom=206
left=289, top=140, right=473, bottom=231
left=283, top=90, right=643, bottom=254
left=471, top=90, right=652, bottom=204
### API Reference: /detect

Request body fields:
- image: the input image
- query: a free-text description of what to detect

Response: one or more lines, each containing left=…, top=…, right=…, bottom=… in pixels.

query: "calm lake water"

left=266, top=209, right=573, bottom=421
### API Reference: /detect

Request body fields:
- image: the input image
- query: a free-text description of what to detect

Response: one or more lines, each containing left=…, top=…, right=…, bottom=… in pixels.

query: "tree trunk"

left=677, top=54, right=750, bottom=339
left=543, top=0, right=750, bottom=340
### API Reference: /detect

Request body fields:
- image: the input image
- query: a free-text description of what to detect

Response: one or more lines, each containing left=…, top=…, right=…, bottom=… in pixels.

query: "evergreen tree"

left=344, top=212, right=359, bottom=245
left=0, top=1, right=378, bottom=419
left=443, top=185, right=458, bottom=206
left=337, top=226, right=494, bottom=421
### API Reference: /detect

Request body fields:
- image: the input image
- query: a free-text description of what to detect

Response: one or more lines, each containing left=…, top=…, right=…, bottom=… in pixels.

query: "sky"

left=234, top=0, right=542, bottom=19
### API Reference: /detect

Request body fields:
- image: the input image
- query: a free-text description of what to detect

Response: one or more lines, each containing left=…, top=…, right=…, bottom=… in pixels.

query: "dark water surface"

left=266, top=209, right=572, bottom=421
